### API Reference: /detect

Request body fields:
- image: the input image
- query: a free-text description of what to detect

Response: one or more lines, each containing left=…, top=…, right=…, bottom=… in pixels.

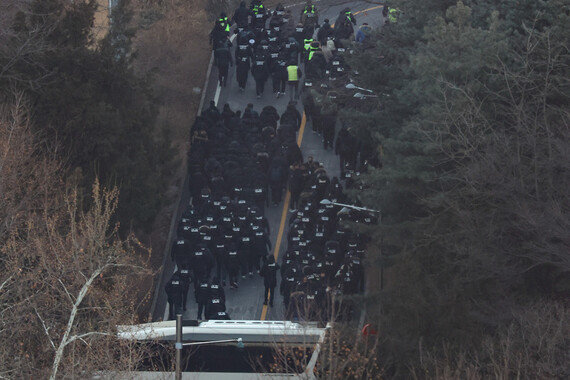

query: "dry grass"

left=132, top=0, right=210, bottom=142
left=126, top=0, right=212, bottom=318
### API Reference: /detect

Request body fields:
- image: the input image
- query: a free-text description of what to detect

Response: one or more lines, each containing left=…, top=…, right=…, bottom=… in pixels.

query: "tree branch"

left=34, top=308, right=56, bottom=351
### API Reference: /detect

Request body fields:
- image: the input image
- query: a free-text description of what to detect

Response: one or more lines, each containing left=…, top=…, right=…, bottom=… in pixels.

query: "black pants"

left=272, top=74, right=281, bottom=93
left=168, top=298, right=175, bottom=320
left=288, top=81, right=299, bottom=100
left=323, top=124, right=335, bottom=149
left=255, top=77, right=266, bottom=95
left=271, top=184, right=283, bottom=203
left=227, top=264, right=238, bottom=283
left=182, top=289, right=188, bottom=311
left=290, top=190, right=301, bottom=210
left=312, top=114, right=322, bottom=134
left=236, top=67, right=248, bottom=89
left=283, top=291, right=291, bottom=309
left=239, top=254, right=248, bottom=275
left=218, top=65, right=229, bottom=86
left=264, top=286, right=275, bottom=305
left=216, top=257, right=226, bottom=283
left=197, top=302, right=206, bottom=319
left=272, top=73, right=287, bottom=93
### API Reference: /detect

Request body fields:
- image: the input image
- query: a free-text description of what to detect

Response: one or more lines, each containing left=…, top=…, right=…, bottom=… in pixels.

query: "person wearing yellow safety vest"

left=334, top=8, right=355, bottom=40
left=306, top=41, right=326, bottom=79
left=301, top=0, right=319, bottom=27
left=250, top=0, right=266, bottom=28
left=250, top=0, right=264, bottom=14
left=307, top=41, right=320, bottom=61
left=340, top=7, right=356, bottom=25
left=210, top=13, right=229, bottom=50
left=303, top=37, right=314, bottom=61
left=387, top=7, right=399, bottom=23
left=286, top=60, right=303, bottom=101
left=217, top=12, right=230, bottom=33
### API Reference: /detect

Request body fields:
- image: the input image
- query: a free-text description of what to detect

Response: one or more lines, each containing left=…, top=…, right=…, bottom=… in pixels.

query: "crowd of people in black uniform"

left=210, top=0, right=366, bottom=99
left=165, top=0, right=378, bottom=322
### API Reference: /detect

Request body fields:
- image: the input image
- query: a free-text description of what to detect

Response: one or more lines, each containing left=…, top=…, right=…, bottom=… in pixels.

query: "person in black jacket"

left=235, top=47, right=251, bottom=91
left=260, top=255, right=280, bottom=306
left=225, top=243, right=240, bottom=288
left=252, top=225, right=272, bottom=272
left=280, top=102, right=302, bottom=131
left=251, top=49, right=269, bottom=98
left=317, top=19, right=332, bottom=45
left=205, top=277, right=227, bottom=319
left=279, top=267, right=297, bottom=309
left=171, top=238, right=192, bottom=270
left=335, top=125, right=358, bottom=176
left=195, top=277, right=210, bottom=319
left=288, top=162, right=306, bottom=212
left=214, top=40, right=233, bottom=87
left=232, top=1, right=250, bottom=28
left=268, top=154, right=288, bottom=205
left=165, top=271, right=188, bottom=320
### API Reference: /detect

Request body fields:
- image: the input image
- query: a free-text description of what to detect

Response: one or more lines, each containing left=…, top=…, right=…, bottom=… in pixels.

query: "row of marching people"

left=277, top=154, right=375, bottom=322
left=165, top=96, right=304, bottom=319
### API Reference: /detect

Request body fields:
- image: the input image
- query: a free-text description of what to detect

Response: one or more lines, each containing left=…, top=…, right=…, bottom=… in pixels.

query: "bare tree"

left=0, top=97, right=153, bottom=378
left=413, top=301, right=569, bottom=379
left=259, top=294, right=382, bottom=379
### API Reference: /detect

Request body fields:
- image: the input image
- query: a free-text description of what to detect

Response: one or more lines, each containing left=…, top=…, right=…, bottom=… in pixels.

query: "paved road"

left=156, top=0, right=384, bottom=322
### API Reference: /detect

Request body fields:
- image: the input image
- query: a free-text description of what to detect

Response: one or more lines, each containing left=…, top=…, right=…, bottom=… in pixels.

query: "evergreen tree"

left=347, top=0, right=569, bottom=372
left=1, top=0, right=174, bottom=231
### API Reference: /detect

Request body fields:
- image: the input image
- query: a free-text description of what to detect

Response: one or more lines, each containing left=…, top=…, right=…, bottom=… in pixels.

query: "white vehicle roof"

left=118, top=319, right=326, bottom=344
left=114, top=320, right=328, bottom=379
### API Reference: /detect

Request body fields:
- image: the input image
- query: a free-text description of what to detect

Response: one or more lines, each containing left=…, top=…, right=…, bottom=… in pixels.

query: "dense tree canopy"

left=1, top=0, right=174, bottom=231
left=347, top=0, right=569, bottom=375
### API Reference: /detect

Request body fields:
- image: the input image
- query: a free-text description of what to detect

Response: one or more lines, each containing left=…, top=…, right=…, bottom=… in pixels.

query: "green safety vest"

left=308, top=47, right=319, bottom=60
left=303, top=38, right=313, bottom=50
left=253, top=4, right=264, bottom=14
left=287, top=65, right=298, bottom=81
left=219, top=17, right=230, bottom=32
left=303, top=5, right=315, bottom=14
left=388, top=8, right=398, bottom=23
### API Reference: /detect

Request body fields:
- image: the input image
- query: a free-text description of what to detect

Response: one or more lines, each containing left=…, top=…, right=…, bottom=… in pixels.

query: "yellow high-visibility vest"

left=304, top=5, right=315, bottom=14
left=287, top=66, right=298, bottom=81
left=388, top=8, right=398, bottom=23
left=303, top=38, right=313, bottom=50
left=219, top=17, right=229, bottom=32
left=308, top=47, right=319, bottom=60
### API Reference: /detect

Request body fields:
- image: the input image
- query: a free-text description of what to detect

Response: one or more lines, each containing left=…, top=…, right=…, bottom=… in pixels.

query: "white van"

left=116, top=320, right=329, bottom=379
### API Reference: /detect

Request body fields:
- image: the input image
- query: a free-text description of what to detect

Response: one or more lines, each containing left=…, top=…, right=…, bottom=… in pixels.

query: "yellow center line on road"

left=260, top=113, right=306, bottom=320
left=353, top=4, right=383, bottom=15
left=331, top=5, right=384, bottom=27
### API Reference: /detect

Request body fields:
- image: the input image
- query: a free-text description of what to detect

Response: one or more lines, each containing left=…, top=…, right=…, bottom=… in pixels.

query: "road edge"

left=149, top=51, right=215, bottom=321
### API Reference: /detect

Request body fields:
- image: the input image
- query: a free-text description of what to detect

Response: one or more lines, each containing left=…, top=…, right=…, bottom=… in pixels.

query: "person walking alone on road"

left=286, top=60, right=302, bottom=100
left=260, top=255, right=280, bottom=306
left=214, top=40, right=233, bottom=87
